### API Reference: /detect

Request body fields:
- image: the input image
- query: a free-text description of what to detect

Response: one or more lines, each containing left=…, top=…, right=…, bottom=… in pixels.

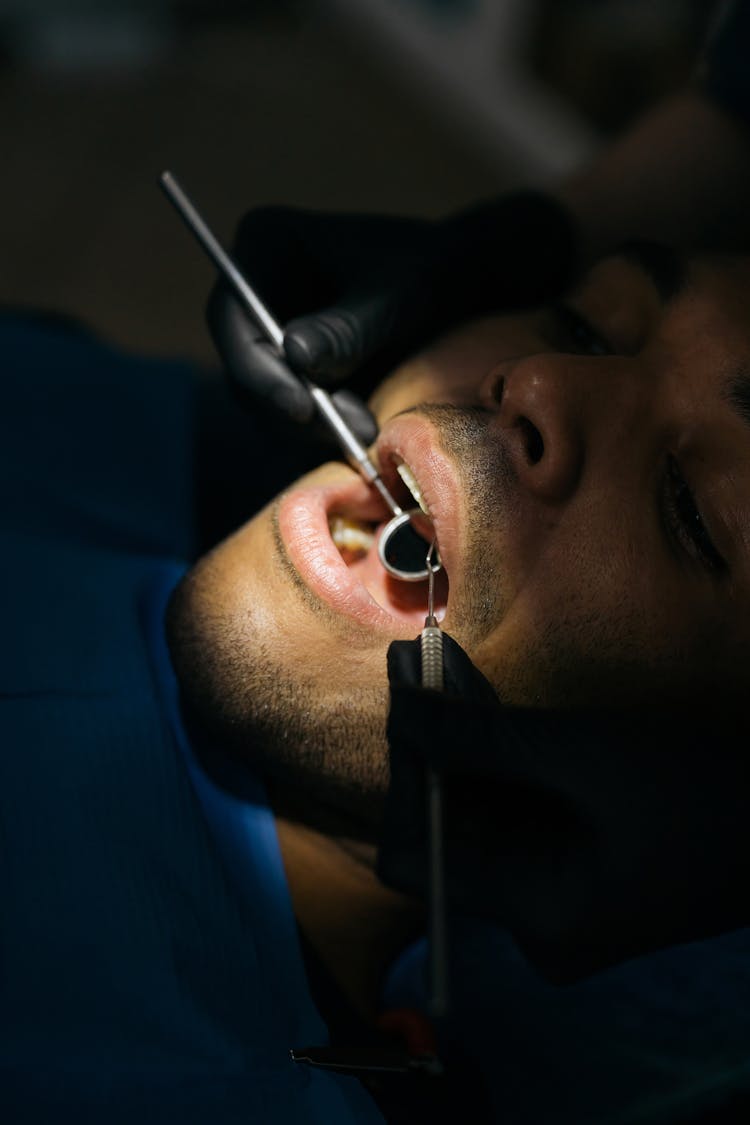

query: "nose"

left=479, top=356, right=586, bottom=503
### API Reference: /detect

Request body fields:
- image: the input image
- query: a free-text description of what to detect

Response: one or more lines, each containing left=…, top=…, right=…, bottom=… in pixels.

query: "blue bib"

left=0, top=313, right=382, bottom=1124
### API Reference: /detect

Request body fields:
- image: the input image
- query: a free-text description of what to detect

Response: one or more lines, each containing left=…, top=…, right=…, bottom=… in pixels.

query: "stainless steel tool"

left=421, top=540, right=448, bottom=1020
left=159, top=171, right=441, bottom=583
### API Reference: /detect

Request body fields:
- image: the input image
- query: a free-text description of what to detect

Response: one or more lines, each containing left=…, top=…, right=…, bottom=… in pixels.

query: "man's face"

left=168, top=249, right=750, bottom=819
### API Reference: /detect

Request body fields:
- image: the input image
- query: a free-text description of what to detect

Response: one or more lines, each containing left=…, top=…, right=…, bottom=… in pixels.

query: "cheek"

left=464, top=521, right=696, bottom=708
left=180, top=496, right=396, bottom=690
left=369, top=359, right=473, bottom=422
left=369, top=315, right=540, bottom=420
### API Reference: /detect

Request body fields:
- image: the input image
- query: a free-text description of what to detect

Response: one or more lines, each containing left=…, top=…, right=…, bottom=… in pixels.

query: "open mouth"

left=277, top=458, right=450, bottom=633
left=330, top=456, right=449, bottom=622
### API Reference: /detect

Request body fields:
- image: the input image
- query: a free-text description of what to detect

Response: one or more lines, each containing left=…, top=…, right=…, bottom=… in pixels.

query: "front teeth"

left=329, top=516, right=375, bottom=554
left=396, top=462, right=430, bottom=515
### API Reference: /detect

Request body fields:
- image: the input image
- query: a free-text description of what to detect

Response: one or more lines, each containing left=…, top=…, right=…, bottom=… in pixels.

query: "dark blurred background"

left=0, top=0, right=713, bottom=365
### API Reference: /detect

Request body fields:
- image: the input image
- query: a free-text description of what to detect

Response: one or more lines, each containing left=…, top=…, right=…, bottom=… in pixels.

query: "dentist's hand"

left=379, top=634, right=750, bottom=983
left=206, top=194, right=577, bottom=444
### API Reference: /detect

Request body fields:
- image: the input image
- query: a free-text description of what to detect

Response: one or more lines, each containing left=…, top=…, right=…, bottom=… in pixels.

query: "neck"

left=274, top=815, right=423, bottom=1022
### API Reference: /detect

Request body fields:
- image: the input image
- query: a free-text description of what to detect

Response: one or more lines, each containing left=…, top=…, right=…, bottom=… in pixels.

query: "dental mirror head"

left=378, top=510, right=442, bottom=582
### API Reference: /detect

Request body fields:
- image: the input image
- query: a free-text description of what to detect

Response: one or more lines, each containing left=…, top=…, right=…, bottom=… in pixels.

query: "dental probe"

left=421, top=541, right=448, bottom=1020
left=159, top=171, right=439, bottom=581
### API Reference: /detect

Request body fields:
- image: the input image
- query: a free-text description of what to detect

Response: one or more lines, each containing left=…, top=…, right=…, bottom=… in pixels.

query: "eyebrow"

left=610, top=248, right=750, bottom=436
left=610, top=240, right=689, bottom=304
left=725, top=368, right=750, bottom=430
left=601, top=244, right=750, bottom=432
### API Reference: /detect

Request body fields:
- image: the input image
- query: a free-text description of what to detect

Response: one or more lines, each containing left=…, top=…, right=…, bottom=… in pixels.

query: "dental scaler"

left=159, top=171, right=441, bottom=584
left=421, top=541, right=448, bottom=1020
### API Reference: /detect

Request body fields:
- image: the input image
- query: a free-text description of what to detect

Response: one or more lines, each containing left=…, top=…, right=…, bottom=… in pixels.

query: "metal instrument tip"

left=426, top=540, right=438, bottom=624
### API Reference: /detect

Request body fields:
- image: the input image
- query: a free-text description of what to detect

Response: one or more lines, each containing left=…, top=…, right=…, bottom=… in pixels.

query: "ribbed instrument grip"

left=420, top=625, right=444, bottom=692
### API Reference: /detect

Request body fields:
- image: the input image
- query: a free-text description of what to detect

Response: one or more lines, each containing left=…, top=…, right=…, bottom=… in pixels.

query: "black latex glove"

left=378, top=634, right=750, bottom=984
left=206, top=194, right=577, bottom=444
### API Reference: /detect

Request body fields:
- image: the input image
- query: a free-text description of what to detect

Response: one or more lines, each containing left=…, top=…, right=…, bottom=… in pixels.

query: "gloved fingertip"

left=284, top=324, right=334, bottom=376
left=387, top=639, right=423, bottom=688
left=355, top=412, right=379, bottom=447
left=269, top=382, right=316, bottom=426
left=330, top=390, right=379, bottom=446
left=441, top=635, right=501, bottom=705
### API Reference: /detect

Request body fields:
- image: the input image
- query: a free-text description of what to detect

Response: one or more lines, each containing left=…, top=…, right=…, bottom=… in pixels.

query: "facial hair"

left=166, top=404, right=517, bottom=828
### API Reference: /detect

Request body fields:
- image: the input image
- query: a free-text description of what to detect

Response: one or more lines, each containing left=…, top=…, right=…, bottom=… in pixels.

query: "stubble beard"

left=166, top=405, right=515, bottom=829
left=165, top=530, right=393, bottom=832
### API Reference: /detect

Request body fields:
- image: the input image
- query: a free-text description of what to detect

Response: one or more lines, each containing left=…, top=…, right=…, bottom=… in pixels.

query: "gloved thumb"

left=386, top=632, right=500, bottom=705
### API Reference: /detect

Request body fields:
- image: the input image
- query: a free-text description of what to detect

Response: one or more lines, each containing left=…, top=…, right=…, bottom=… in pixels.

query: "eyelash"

left=550, top=304, right=612, bottom=356
left=663, top=456, right=725, bottom=574
left=547, top=306, right=726, bottom=576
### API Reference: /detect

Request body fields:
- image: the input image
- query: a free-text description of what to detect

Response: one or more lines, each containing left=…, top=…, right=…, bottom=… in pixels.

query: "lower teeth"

left=329, top=516, right=375, bottom=556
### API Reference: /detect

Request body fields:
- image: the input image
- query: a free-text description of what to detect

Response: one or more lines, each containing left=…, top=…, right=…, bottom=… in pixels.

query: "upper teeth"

left=396, top=462, right=430, bottom=515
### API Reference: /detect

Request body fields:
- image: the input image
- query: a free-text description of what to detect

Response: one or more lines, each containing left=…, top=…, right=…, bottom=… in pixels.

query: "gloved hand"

left=206, top=193, right=577, bottom=444
left=378, top=634, right=750, bottom=983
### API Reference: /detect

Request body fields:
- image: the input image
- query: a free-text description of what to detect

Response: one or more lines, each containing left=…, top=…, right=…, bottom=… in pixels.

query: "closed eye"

left=545, top=304, right=613, bottom=357
left=663, top=456, right=726, bottom=576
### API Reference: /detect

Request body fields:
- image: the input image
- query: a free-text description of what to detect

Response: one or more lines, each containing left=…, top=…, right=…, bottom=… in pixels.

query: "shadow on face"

left=168, top=246, right=750, bottom=817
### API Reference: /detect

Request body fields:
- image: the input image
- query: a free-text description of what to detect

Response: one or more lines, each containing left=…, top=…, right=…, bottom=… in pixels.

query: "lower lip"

left=277, top=476, right=419, bottom=635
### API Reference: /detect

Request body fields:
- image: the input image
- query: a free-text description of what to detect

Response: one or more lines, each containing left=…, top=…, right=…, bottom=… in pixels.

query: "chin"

left=165, top=497, right=395, bottom=822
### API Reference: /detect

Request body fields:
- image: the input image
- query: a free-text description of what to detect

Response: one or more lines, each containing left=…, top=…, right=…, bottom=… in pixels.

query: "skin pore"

left=168, top=249, right=750, bottom=1016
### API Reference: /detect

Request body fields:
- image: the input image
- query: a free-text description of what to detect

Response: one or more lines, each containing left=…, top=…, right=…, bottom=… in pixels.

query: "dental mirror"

left=378, top=510, right=442, bottom=582
left=160, top=170, right=443, bottom=584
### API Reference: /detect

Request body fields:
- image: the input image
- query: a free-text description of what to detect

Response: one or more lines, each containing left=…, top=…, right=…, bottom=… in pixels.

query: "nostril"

left=518, top=417, right=544, bottom=464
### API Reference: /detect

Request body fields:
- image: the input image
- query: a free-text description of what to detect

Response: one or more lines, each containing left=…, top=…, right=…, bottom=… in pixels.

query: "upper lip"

left=375, top=413, right=464, bottom=598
